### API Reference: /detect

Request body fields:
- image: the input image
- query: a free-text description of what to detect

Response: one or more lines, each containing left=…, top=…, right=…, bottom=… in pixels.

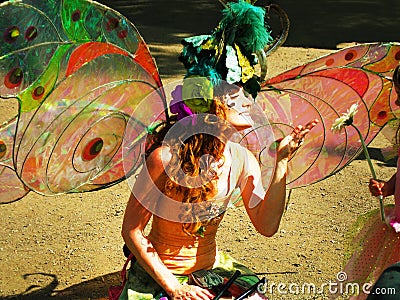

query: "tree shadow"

left=101, top=0, right=223, bottom=79
left=0, top=272, right=121, bottom=300
left=357, top=147, right=397, bottom=168
left=100, top=0, right=400, bottom=79
left=103, top=0, right=400, bottom=50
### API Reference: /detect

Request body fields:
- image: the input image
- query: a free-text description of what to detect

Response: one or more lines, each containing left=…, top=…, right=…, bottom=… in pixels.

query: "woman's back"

left=147, top=141, right=248, bottom=274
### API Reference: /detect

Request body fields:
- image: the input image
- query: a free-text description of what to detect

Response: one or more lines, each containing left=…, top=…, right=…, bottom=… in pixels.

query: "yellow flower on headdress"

left=201, top=38, right=219, bottom=52
left=235, top=44, right=254, bottom=83
left=182, top=77, right=214, bottom=113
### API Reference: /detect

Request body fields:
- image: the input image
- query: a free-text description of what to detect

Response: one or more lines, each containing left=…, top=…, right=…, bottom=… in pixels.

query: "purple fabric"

left=170, top=85, right=197, bottom=125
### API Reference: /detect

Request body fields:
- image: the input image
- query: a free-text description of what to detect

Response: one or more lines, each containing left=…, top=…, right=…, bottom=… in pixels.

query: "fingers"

left=171, top=285, right=213, bottom=300
left=369, top=178, right=384, bottom=196
left=289, top=126, right=310, bottom=145
left=369, top=178, right=383, bottom=188
left=277, top=119, right=319, bottom=161
left=291, top=119, right=319, bottom=139
left=305, top=118, right=319, bottom=130
left=197, top=287, right=214, bottom=299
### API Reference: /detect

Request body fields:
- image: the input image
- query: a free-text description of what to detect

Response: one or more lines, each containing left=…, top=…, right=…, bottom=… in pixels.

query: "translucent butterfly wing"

left=0, top=118, right=30, bottom=203
left=0, top=0, right=166, bottom=203
left=257, top=42, right=400, bottom=189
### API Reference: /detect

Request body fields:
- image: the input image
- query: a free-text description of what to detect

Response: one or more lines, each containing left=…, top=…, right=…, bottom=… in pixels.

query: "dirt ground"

left=0, top=15, right=398, bottom=300
left=1, top=44, right=397, bottom=300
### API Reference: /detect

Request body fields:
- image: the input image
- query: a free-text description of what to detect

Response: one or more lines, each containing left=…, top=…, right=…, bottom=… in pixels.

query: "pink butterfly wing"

left=258, top=42, right=400, bottom=188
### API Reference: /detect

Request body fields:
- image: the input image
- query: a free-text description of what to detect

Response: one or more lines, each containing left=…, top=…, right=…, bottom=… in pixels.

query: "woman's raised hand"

left=276, top=119, right=319, bottom=161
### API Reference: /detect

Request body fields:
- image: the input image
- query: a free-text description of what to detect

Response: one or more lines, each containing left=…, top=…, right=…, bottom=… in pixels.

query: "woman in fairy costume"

left=336, top=65, right=400, bottom=300
left=369, top=65, right=400, bottom=231
left=119, top=1, right=318, bottom=299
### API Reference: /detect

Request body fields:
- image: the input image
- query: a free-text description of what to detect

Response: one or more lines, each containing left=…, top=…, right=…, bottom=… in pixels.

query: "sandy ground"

left=0, top=2, right=399, bottom=300
left=1, top=44, right=397, bottom=300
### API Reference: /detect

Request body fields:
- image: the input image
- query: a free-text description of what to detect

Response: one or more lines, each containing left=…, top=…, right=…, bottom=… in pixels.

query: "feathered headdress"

left=179, top=0, right=273, bottom=100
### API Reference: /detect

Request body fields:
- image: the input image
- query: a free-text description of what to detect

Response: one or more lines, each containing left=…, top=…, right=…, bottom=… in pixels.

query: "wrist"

left=277, top=156, right=289, bottom=163
left=165, top=282, right=183, bottom=298
left=275, top=158, right=289, bottom=177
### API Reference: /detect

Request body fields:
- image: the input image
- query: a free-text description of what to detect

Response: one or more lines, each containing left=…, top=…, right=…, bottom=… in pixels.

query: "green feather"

left=218, top=0, right=273, bottom=53
left=186, top=62, right=221, bottom=87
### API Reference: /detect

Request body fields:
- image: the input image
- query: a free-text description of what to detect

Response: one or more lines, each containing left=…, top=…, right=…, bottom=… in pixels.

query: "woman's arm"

left=122, top=147, right=182, bottom=295
left=239, top=149, right=287, bottom=237
left=240, top=119, right=318, bottom=237
left=121, top=147, right=214, bottom=299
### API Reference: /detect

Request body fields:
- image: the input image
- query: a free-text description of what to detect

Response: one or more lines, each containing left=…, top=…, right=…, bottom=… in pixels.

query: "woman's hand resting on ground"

left=170, top=284, right=214, bottom=300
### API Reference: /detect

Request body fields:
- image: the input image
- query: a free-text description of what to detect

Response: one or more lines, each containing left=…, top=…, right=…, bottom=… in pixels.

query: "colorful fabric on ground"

left=118, top=251, right=267, bottom=300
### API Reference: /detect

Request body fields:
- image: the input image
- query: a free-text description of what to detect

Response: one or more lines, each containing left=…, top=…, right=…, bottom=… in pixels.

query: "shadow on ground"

left=103, top=0, right=400, bottom=48
left=357, top=147, right=398, bottom=168
left=0, top=272, right=121, bottom=300
left=101, top=0, right=400, bottom=77
left=1, top=1, right=398, bottom=299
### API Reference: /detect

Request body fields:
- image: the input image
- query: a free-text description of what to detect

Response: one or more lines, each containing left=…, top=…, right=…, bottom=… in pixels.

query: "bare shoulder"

left=146, top=145, right=172, bottom=170
left=234, top=142, right=259, bottom=164
left=227, top=142, right=260, bottom=177
left=235, top=143, right=261, bottom=175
